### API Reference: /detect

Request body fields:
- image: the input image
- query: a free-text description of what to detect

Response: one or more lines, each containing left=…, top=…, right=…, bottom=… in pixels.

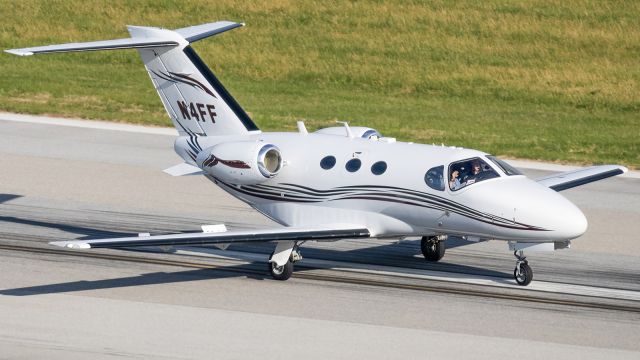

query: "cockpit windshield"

left=486, top=155, right=523, bottom=176
left=448, top=157, right=499, bottom=191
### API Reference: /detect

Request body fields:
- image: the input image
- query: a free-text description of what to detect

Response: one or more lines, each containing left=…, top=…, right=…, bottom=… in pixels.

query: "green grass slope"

left=1, top=0, right=638, bottom=168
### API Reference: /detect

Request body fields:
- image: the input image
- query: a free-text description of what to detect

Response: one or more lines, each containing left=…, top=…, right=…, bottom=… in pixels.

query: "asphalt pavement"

left=0, top=114, right=638, bottom=359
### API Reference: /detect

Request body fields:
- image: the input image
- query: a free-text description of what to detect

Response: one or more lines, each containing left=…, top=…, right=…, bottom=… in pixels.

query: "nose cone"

left=463, top=177, right=588, bottom=241
left=554, top=200, right=588, bottom=240
left=517, top=181, right=588, bottom=240
left=510, top=180, right=588, bottom=240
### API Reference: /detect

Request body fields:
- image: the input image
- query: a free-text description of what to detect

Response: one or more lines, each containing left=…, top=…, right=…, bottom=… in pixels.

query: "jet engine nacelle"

left=196, top=141, right=283, bottom=185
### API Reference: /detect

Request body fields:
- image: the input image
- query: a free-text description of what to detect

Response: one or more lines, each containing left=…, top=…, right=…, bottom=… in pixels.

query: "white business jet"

left=6, top=21, right=627, bottom=286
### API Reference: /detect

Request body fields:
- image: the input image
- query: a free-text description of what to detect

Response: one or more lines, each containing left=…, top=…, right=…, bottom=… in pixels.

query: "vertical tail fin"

left=6, top=21, right=259, bottom=136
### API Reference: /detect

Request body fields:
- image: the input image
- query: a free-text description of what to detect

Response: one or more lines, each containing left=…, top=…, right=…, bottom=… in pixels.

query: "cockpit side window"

left=448, top=157, right=499, bottom=191
left=424, top=165, right=445, bottom=191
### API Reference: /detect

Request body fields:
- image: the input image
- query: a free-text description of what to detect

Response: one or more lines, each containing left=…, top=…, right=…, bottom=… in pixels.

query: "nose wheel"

left=513, top=250, right=533, bottom=286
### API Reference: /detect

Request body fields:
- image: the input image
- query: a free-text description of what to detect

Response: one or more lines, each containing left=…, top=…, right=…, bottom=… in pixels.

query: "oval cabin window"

left=345, top=158, right=362, bottom=172
left=371, top=161, right=387, bottom=175
left=320, top=156, right=336, bottom=170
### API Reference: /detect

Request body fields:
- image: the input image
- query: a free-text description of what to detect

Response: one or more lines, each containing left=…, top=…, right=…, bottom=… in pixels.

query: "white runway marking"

left=1, top=112, right=637, bottom=177
left=0, top=112, right=177, bottom=136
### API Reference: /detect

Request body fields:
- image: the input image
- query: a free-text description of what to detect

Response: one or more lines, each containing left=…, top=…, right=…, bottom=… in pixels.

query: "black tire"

left=514, top=263, right=533, bottom=286
left=269, top=260, right=293, bottom=281
left=421, top=236, right=445, bottom=261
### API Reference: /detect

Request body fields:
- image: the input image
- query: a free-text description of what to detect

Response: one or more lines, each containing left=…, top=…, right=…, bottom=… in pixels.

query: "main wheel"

left=421, top=236, right=445, bottom=261
left=269, top=260, right=293, bottom=281
left=514, top=263, right=533, bottom=286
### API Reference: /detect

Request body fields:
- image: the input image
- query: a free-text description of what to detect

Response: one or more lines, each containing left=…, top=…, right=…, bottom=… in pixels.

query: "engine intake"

left=196, top=142, right=283, bottom=185
left=258, top=144, right=282, bottom=178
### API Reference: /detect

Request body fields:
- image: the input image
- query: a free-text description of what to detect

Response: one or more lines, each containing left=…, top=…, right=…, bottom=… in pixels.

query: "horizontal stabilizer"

left=49, top=225, right=370, bottom=249
left=536, top=165, right=627, bottom=191
left=163, top=163, right=204, bottom=176
left=5, top=38, right=179, bottom=56
left=5, top=21, right=244, bottom=56
left=5, top=20, right=255, bottom=137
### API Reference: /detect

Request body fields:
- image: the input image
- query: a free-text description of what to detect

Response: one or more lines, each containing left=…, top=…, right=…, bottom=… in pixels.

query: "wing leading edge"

left=536, top=165, right=627, bottom=191
left=50, top=225, right=370, bottom=249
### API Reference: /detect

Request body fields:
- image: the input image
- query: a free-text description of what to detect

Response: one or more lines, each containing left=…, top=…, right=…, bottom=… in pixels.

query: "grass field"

left=1, top=0, right=638, bottom=168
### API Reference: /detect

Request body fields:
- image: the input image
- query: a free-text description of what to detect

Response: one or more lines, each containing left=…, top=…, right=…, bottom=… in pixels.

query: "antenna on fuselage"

left=336, top=121, right=354, bottom=138
left=297, top=120, right=308, bottom=134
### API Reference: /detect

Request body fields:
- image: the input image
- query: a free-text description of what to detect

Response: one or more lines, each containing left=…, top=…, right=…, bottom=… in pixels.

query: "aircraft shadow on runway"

left=0, top=253, right=513, bottom=297
left=0, top=194, right=22, bottom=204
left=0, top=216, right=133, bottom=239
left=0, top=208, right=513, bottom=296
left=0, top=264, right=277, bottom=297
left=0, top=211, right=258, bottom=241
left=0, top=209, right=506, bottom=280
left=222, top=238, right=508, bottom=278
left=0, top=239, right=512, bottom=297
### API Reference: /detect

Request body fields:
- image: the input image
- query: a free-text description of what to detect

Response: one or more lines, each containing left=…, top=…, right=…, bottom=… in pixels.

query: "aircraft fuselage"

left=175, top=130, right=587, bottom=244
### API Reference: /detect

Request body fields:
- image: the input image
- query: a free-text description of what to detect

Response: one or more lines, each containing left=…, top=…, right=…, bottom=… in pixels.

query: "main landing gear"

left=513, top=250, right=533, bottom=286
left=421, top=235, right=446, bottom=261
left=269, top=259, right=294, bottom=281
left=268, top=242, right=302, bottom=281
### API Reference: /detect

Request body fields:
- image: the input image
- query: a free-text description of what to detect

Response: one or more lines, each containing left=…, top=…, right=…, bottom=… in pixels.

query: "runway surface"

left=1, top=114, right=639, bottom=359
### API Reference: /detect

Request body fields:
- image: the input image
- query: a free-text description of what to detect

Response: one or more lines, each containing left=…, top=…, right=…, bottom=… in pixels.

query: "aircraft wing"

left=536, top=165, right=627, bottom=191
left=49, top=225, right=370, bottom=249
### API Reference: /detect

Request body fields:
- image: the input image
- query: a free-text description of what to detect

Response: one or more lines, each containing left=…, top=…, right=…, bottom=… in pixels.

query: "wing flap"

left=50, top=225, right=370, bottom=249
left=536, top=165, right=627, bottom=191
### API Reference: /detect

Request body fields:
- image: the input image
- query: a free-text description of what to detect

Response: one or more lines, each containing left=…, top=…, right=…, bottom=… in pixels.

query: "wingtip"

left=49, top=241, right=91, bottom=249
left=5, top=49, right=33, bottom=56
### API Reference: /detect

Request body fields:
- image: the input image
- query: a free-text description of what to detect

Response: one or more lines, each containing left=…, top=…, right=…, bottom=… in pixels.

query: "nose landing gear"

left=513, top=250, right=533, bottom=286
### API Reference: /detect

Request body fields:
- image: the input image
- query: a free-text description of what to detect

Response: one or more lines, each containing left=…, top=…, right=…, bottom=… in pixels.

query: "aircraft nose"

left=553, top=202, right=588, bottom=240
left=496, top=178, right=588, bottom=241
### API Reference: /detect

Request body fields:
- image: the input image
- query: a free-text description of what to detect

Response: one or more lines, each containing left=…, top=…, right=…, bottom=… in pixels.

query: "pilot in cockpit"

left=462, top=159, right=483, bottom=185
left=449, top=159, right=483, bottom=190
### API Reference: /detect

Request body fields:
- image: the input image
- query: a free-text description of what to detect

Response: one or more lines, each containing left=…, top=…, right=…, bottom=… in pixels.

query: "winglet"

left=50, top=241, right=92, bottom=249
